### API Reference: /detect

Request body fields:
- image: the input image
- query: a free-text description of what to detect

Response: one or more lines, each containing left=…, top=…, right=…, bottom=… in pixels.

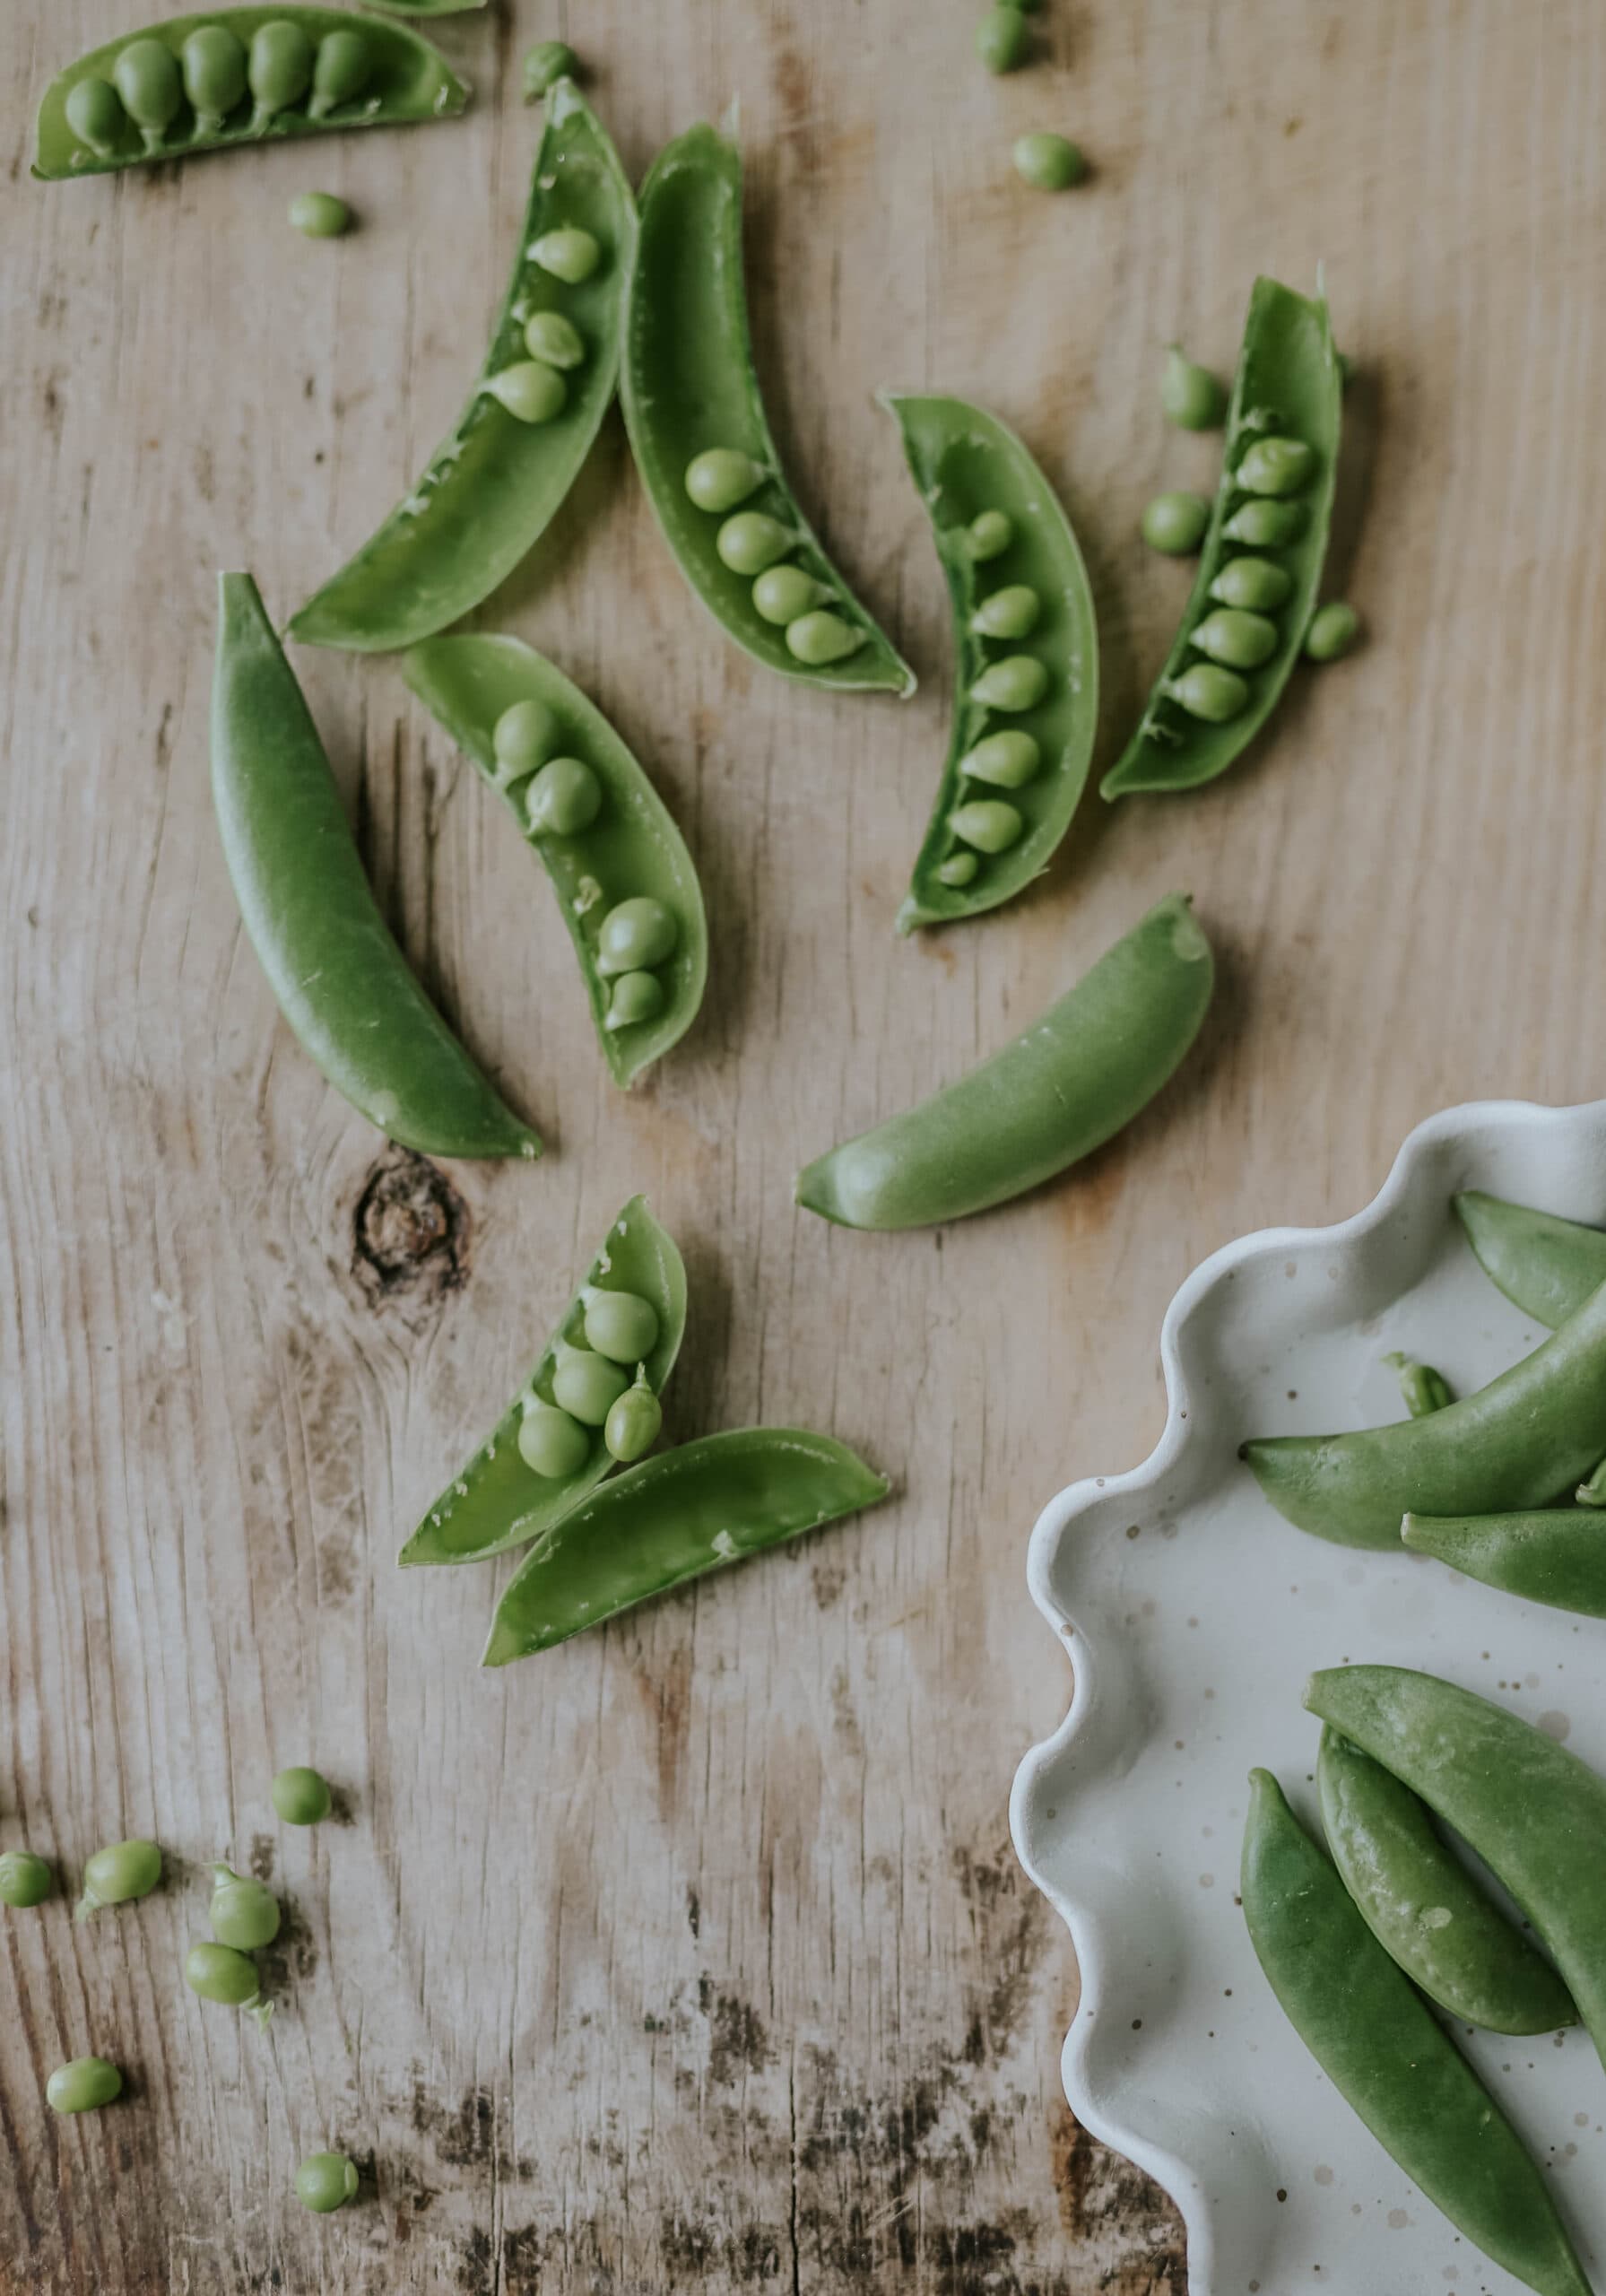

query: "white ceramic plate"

left=1011, top=1098, right=1606, bottom=2296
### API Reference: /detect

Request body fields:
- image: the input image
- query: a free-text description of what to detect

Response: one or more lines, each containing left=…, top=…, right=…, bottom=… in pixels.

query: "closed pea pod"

left=1403, top=1509, right=1606, bottom=1618
left=1454, top=1191, right=1606, bottom=1328
left=47, top=2058, right=124, bottom=2115
left=181, top=26, right=248, bottom=131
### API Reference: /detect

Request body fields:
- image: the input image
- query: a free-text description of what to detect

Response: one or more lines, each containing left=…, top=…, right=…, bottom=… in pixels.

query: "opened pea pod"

left=34, top=8, right=467, bottom=180
left=621, top=122, right=913, bottom=695
left=403, top=636, right=707, bottom=1087
left=291, top=82, right=635, bottom=653
left=883, top=395, right=1098, bottom=932
left=401, top=1196, right=685, bottom=1567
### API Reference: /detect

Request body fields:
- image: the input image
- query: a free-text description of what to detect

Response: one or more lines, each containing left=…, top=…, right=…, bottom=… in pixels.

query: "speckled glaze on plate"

left=1011, top=1098, right=1606, bottom=2296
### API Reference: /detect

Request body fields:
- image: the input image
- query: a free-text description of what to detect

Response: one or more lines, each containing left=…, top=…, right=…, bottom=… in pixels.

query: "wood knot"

left=352, top=1147, right=470, bottom=1310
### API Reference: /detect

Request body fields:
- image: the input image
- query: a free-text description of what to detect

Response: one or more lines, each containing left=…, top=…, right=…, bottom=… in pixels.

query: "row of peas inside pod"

left=683, top=449, right=870, bottom=669
left=482, top=229, right=603, bottom=428
left=519, top=1284, right=664, bottom=1477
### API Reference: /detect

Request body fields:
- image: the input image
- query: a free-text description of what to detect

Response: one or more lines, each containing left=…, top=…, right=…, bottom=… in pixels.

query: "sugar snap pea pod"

left=1383, top=1350, right=1453, bottom=1416
left=402, top=637, right=706, bottom=1087
left=1102, top=276, right=1341, bottom=798
left=483, top=1430, right=889, bottom=1664
left=1454, top=1190, right=1606, bottom=1329
left=620, top=122, right=913, bottom=697
left=401, top=1197, right=685, bottom=1566
left=1403, top=1509, right=1606, bottom=1617
left=1243, top=1274, right=1606, bottom=1549
left=290, top=83, right=634, bottom=653
left=34, top=8, right=466, bottom=180
left=795, top=893, right=1213, bottom=1231
left=1242, top=1769, right=1591, bottom=2296
left=1317, top=1727, right=1576, bottom=2033
left=213, top=574, right=538, bottom=1161
left=881, top=394, right=1098, bottom=932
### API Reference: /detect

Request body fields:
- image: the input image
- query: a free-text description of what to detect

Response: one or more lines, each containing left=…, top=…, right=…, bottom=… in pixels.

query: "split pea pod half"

left=402, top=636, right=707, bottom=1088
left=620, top=121, right=913, bottom=696
left=1242, top=1274, right=1606, bottom=1549
left=483, top=1430, right=889, bottom=1665
left=1454, top=1190, right=1606, bottom=1329
left=290, top=82, right=635, bottom=653
left=882, top=394, right=1098, bottom=932
left=1241, top=1769, right=1591, bottom=2296
left=1403, top=1509, right=1606, bottom=1617
left=795, top=893, right=1213, bottom=1231
left=1102, top=275, right=1342, bottom=799
left=34, top=8, right=467, bottom=181
left=212, top=574, right=538, bottom=1161
left=401, top=1196, right=685, bottom=1566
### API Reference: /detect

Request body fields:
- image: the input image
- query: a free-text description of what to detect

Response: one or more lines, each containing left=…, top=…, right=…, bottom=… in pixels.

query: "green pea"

left=296, top=2152, right=360, bottom=2213
left=603, top=971, right=665, bottom=1031
left=523, top=39, right=578, bottom=101
left=492, top=699, right=554, bottom=785
left=186, top=1940, right=264, bottom=2007
left=113, top=39, right=182, bottom=151
left=970, top=656, right=1048, bottom=712
left=751, top=565, right=830, bottom=625
left=1160, top=345, right=1227, bottom=430
left=531, top=226, right=601, bottom=284
left=1012, top=132, right=1084, bottom=191
left=684, top=449, right=766, bottom=514
left=786, top=610, right=863, bottom=666
left=248, top=22, right=315, bottom=129
left=47, top=2057, right=122, bottom=2115
left=483, top=361, right=568, bottom=425
left=207, top=1864, right=281, bottom=1951
left=583, top=1289, right=659, bottom=1364
left=76, top=1838, right=161, bottom=1918
left=1141, top=491, right=1210, bottom=555
left=970, top=585, right=1040, bottom=640
left=289, top=192, right=351, bottom=240
left=65, top=77, right=126, bottom=156
left=0, top=1851, right=51, bottom=1909
left=935, top=853, right=979, bottom=888
left=180, top=27, right=247, bottom=134
left=967, top=509, right=1014, bottom=562
left=271, top=1766, right=332, bottom=1826
left=976, top=6, right=1030, bottom=72
left=1221, top=498, right=1307, bottom=548
left=308, top=30, right=371, bottom=122
left=551, top=1344, right=630, bottom=1428
left=604, top=1370, right=663, bottom=1465
left=959, top=730, right=1040, bottom=788
left=1305, top=601, right=1361, bottom=663
left=525, top=757, right=602, bottom=837
left=1209, top=556, right=1291, bottom=613
left=595, top=896, right=678, bottom=977
left=716, top=512, right=793, bottom=577
left=1166, top=663, right=1248, bottom=723
left=949, top=800, right=1023, bottom=855
left=1191, top=608, right=1278, bottom=670
left=1235, top=435, right=1315, bottom=496
left=517, top=1399, right=591, bottom=1479
left=523, top=310, right=586, bottom=370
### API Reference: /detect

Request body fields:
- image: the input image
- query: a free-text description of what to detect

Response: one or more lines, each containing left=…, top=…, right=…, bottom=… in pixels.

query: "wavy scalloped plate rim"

left=1010, top=1095, right=1606, bottom=2296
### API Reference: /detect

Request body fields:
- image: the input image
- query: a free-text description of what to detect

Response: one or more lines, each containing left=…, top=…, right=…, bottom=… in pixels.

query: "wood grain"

left=2, top=0, right=1602, bottom=2286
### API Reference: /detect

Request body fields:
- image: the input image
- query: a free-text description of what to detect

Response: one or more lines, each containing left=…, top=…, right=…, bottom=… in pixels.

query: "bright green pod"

left=1454, top=1191, right=1606, bottom=1327
left=180, top=26, right=248, bottom=131
left=1403, top=1509, right=1606, bottom=1618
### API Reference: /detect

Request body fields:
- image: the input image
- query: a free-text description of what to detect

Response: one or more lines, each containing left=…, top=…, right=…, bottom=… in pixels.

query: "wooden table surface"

left=4, top=1, right=1604, bottom=2288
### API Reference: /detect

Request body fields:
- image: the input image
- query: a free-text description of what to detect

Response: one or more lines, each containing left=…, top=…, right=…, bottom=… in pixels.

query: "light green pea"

left=967, top=509, right=1014, bottom=562
left=1305, top=601, right=1361, bottom=662
left=971, top=585, right=1041, bottom=640
left=786, top=610, right=863, bottom=666
left=113, top=39, right=183, bottom=151
left=1191, top=608, right=1278, bottom=670
left=1166, top=663, right=1248, bottom=722
left=685, top=449, right=766, bottom=514
left=959, top=730, right=1040, bottom=788
left=531, top=226, right=601, bottom=284
left=603, top=1370, right=663, bottom=1465
left=551, top=1344, right=630, bottom=1428
left=523, top=39, right=578, bottom=101
left=208, top=1865, right=281, bottom=1951
left=181, top=26, right=247, bottom=133
left=1236, top=435, right=1315, bottom=496
left=0, top=1851, right=51, bottom=1909
left=603, top=971, right=665, bottom=1031
left=583, top=1289, right=659, bottom=1364
left=65, top=77, right=126, bottom=156
left=492, top=699, right=554, bottom=785
left=595, top=896, right=678, bottom=977
left=482, top=362, right=567, bottom=425
left=1141, top=491, right=1210, bottom=555
left=517, top=1399, right=591, bottom=1479
left=935, top=853, right=979, bottom=888
left=716, top=513, right=794, bottom=577
left=1209, top=557, right=1291, bottom=613
left=297, top=2152, right=360, bottom=2213
left=1221, top=498, right=1307, bottom=548
left=248, top=22, right=315, bottom=130
left=523, top=310, right=586, bottom=370
left=1013, top=133, right=1084, bottom=191
left=308, top=30, right=371, bottom=122
left=950, top=800, right=1024, bottom=855
left=271, top=1766, right=332, bottom=1826
left=752, top=565, right=830, bottom=625
left=76, top=1838, right=161, bottom=1918
left=1160, top=345, right=1227, bottom=430
left=976, top=6, right=1030, bottom=71
left=525, top=757, right=602, bottom=837
left=970, top=656, right=1048, bottom=712
left=48, top=2057, right=123, bottom=2115
left=289, top=192, right=351, bottom=240
left=185, top=1940, right=265, bottom=2009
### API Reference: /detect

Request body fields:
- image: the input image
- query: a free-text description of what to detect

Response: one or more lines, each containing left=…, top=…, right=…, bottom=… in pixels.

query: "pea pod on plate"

left=403, top=636, right=707, bottom=1087
left=291, top=82, right=635, bottom=653
left=483, top=1429, right=889, bottom=1664
left=882, top=393, right=1098, bottom=932
left=1102, top=276, right=1341, bottom=799
left=212, top=574, right=539, bottom=1161
left=621, top=122, right=913, bottom=696
left=1454, top=1190, right=1606, bottom=1329
left=1241, top=1769, right=1591, bottom=2296
left=401, top=1196, right=685, bottom=1567
left=1403, top=1508, right=1606, bottom=1617
left=34, top=8, right=467, bottom=180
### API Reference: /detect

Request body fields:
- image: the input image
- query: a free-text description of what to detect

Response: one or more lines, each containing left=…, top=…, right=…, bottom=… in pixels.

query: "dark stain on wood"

left=351, top=1148, right=470, bottom=1314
